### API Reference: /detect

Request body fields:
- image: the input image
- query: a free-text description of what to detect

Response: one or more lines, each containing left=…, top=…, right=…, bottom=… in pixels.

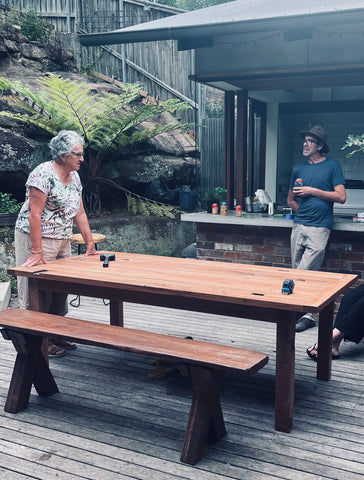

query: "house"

left=80, top=0, right=364, bottom=277
left=80, top=0, right=364, bottom=206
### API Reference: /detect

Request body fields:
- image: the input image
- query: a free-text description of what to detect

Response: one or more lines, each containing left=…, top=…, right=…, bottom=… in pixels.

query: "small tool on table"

left=100, top=253, right=115, bottom=268
left=281, top=279, right=295, bottom=295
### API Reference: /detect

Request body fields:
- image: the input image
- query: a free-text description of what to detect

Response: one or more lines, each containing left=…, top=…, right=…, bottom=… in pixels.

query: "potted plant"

left=0, top=192, right=22, bottom=226
left=203, top=187, right=227, bottom=211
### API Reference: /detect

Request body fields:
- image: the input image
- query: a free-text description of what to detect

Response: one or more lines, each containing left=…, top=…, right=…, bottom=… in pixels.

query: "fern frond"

left=96, top=178, right=181, bottom=219
left=137, top=198, right=150, bottom=216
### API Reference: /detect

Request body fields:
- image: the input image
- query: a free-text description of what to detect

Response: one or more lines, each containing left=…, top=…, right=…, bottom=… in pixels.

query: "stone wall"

left=0, top=215, right=196, bottom=272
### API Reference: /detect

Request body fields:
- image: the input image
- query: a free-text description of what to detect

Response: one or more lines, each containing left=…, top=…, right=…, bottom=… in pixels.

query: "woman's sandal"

left=306, top=343, right=340, bottom=361
left=48, top=341, right=67, bottom=357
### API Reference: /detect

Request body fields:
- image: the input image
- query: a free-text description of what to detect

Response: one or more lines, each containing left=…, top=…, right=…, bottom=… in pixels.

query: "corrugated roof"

left=79, top=0, right=364, bottom=46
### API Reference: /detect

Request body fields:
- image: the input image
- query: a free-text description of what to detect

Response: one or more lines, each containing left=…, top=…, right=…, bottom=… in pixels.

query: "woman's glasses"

left=70, top=151, right=84, bottom=158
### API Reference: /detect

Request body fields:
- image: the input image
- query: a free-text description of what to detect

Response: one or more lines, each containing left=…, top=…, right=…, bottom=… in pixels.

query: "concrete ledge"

left=0, top=282, right=11, bottom=311
left=181, top=211, right=364, bottom=232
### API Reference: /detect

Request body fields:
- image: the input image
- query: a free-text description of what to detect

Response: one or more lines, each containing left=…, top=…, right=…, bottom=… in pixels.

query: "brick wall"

left=197, top=223, right=292, bottom=267
left=196, top=223, right=364, bottom=308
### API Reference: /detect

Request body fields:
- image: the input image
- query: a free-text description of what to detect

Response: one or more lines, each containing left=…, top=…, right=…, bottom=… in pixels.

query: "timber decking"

left=0, top=296, right=363, bottom=480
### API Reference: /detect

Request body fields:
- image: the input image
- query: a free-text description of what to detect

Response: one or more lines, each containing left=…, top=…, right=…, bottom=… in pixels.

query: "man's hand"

left=292, top=186, right=312, bottom=197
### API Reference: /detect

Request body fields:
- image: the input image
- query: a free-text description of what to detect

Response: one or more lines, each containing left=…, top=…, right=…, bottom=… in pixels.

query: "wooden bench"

left=0, top=308, right=268, bottom=465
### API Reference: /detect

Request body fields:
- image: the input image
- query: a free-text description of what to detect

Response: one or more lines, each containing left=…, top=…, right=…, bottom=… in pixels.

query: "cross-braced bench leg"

left=1, top=330, right=59, bottom=413
left=180, top=365, right=226, bottom=465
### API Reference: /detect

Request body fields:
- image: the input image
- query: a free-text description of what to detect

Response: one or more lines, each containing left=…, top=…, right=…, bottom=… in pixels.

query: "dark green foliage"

left=205, top=103, right=224, bottom=118
left=156, top=0, right=233, bottom=10
left=0, top=193, right=22, bottom=214
left=20, top=10, right=49, bottom=41
left=203, top=187, right=227, bottom=205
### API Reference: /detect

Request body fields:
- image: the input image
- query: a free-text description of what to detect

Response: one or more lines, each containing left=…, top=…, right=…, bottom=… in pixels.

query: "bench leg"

left=180, top=365, right=226, bottom=465
left=3, top=331, right=59, bottom=413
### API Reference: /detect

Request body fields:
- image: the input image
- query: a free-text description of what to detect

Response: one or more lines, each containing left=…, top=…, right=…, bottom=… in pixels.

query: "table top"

left=8, top=252, right=358, bottom=313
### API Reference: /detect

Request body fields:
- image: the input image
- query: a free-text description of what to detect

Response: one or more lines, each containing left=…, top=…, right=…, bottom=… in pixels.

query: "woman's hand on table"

left=84, top=245, right=101, bottom=257
left=21, top=251, right=48, bottom=267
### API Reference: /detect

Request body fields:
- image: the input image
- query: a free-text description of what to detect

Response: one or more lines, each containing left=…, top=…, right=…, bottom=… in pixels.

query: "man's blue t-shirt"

left=289, top=158, right=345, bottom=229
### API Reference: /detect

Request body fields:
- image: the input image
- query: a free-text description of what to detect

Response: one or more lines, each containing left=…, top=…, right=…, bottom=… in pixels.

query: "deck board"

left=0, top=295, right=363, bottom=479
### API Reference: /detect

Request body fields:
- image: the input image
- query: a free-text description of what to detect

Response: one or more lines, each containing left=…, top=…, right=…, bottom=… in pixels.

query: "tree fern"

left=0, top=74, right=192, bottom=178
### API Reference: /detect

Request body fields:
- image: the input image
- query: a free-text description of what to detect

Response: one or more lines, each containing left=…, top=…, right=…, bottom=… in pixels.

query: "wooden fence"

left=3, top=0, right=181, bottom=32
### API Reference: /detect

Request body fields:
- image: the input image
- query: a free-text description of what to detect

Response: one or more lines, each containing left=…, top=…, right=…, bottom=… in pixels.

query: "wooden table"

left=8, top=252, right=357, bottom=433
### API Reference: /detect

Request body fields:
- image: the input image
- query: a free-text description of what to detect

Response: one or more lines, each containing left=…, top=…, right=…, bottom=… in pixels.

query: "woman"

left=307, top=283, right=364, bottom=360
left=15, top=130, right=99, bottom=356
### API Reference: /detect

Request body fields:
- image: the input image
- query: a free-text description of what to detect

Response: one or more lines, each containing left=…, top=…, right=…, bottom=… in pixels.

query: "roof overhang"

left=79, top=0, right=364, bottom=49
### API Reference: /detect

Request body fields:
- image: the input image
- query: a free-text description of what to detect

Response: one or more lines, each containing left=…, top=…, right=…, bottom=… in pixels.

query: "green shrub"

left=0, top=193, right=22, bottom=214
left=21, top=10, right=48, bottom=41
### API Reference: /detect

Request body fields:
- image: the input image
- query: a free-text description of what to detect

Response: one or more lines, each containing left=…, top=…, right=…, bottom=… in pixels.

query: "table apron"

left=29, top=278, right=303, bottom=323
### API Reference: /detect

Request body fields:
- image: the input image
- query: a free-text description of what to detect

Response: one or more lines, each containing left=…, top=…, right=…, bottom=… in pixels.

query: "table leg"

left=28, top=278, right=50, bottom=364
left=28, top=278, right=46, bottom=312
left=110, top=299, right=124, bottom=326
left=317, top=302, right=334, bottom=381
left=275, top=311, right=296, bottom=432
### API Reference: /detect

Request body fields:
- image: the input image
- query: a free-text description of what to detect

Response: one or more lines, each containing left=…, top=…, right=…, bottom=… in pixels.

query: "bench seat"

left=0, top=308, right=268, bottom=465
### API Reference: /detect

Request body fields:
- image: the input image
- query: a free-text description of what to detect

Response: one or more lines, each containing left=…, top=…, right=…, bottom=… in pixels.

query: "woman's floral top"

left=16, top=161, right=82, bottom=239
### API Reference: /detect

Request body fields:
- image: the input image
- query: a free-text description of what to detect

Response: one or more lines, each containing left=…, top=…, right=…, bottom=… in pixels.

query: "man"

left=287, top=125, right=346, bottom=332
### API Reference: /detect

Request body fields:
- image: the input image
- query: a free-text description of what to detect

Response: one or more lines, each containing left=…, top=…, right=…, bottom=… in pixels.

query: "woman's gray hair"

left=49, top=130, right=84, bottom=162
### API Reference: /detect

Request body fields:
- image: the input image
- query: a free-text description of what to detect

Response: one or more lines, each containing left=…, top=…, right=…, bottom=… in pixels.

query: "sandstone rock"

left=4, top=39, right=19, bottom=53
left=0, top=44, right=7, bottom=58
left=114, top=155, right=196, bottom=186
left=20, top=42, right=47, bottom=60
left=19, top=57, right=43, bottom=71
left=0, top=127, right=48, bottom=174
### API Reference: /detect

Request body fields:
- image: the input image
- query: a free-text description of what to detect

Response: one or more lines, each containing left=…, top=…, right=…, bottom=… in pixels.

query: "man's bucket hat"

left=300, top=125, right=329, bottom=153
